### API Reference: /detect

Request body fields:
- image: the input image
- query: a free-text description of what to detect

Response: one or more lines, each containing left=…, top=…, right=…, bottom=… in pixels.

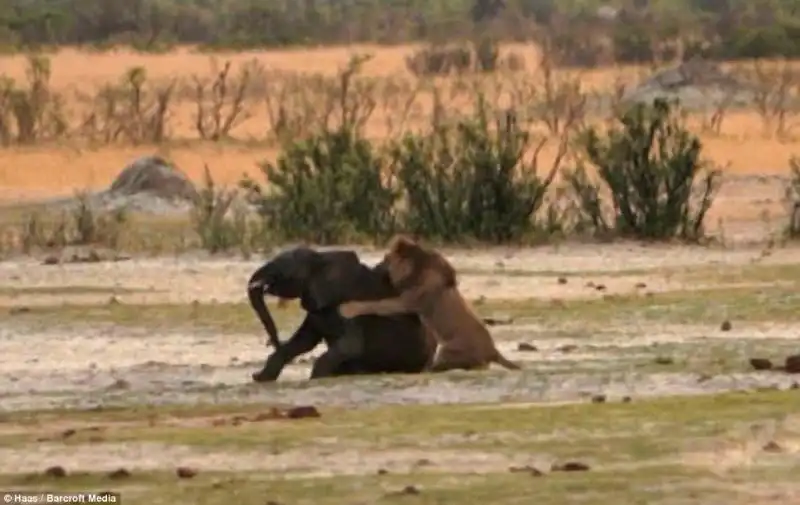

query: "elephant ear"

left=301, top=251, right=363, bottom=312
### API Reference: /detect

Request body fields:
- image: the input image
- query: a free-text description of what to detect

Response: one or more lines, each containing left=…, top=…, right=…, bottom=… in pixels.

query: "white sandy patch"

left=1, top=244, right=799, bottom=307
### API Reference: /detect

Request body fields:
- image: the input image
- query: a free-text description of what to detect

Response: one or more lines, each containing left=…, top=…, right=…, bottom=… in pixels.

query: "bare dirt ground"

left=1, top=241, right=799, bottom=503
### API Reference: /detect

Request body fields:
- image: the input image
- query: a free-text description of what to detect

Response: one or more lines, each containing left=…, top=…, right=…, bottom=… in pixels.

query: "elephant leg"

left=310, top=319, right=366, bottom=379
left=252, top=316, right=322, bottom=382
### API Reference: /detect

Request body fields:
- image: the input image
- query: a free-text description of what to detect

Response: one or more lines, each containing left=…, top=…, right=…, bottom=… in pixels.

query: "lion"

left=338, top=235, right=521, bottom=372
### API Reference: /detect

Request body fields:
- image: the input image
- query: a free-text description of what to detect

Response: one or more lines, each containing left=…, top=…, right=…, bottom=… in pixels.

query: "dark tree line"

left=1, top=0, right=800, bottom=62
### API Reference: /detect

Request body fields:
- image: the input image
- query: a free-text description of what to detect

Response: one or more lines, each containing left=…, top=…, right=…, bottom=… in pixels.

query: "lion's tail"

left=492, top=350, right=522, bottom=370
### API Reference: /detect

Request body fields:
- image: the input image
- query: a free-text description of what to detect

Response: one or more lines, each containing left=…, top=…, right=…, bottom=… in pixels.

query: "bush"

left=242, top=126, right=399, bottom=245
left=390, top=96, right=563, bottom=243
left=565, top=98, right=722, bottom=242
left=784, top=156, right=800, bottom=239
left=191, top=165, right=255, bottom=254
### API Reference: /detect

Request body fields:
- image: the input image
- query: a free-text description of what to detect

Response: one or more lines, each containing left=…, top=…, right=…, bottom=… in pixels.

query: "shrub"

left=242, top=126, right=399, bottom=244
left=784, top=156, right=800, bottom=239
left=565, top=98, right=722, bottom=242
left=390, top=96, right=564, bottom=243
left=191, top=165, right=246, bottom=254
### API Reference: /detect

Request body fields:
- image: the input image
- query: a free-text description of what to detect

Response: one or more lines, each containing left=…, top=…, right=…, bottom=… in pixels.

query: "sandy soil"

left=1, top=243, right=799, bottom=413
left=1, top=242, right=798, bottom=308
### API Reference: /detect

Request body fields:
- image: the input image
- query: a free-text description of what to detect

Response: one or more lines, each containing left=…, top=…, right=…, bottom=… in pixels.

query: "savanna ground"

left=0, top=45, right=799, bottom=504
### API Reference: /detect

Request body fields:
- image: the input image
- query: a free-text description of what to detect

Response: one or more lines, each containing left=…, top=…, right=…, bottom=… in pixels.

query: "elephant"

left=246, top=246, right=436, bottom=382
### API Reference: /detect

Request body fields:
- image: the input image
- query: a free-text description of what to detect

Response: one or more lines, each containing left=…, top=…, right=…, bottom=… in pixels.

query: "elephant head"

left=247, top=247, right=366, bottom=348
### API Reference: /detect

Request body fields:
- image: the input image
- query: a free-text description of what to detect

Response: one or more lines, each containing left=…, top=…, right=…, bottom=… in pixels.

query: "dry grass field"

left=0, top=45, right=798, bottom=202
left=1, top=45, right=800, bottom=505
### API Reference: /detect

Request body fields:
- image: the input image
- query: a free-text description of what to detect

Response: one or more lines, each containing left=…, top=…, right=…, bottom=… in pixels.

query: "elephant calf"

left=246, top=247, right=436, bottom=381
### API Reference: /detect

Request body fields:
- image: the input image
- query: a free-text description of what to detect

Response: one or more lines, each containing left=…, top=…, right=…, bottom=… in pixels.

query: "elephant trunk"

left=247, top=266, right=281, bottom=349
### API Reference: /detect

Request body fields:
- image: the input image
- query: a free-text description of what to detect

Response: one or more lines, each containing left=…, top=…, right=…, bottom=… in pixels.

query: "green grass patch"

left=1, top=391, right=797, bottom=505
left=0, top=467, right=738, bottom=505
left=4, top=282, right=800, bottom=332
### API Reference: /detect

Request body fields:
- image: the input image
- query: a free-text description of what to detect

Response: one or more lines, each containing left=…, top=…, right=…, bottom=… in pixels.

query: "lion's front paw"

left=338, top=303, right=360, bottom=319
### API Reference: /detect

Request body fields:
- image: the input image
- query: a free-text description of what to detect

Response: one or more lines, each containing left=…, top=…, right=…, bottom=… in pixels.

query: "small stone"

left=622, top=396, right=632, bottom=403
left=517, top=342, right=538, bottom=352
left=785, top=355, right=800, bottom=374
left=595, top=284, right=606, bottom=292
left=557, top=277, right=567, bottom=285
left=42, top=255, right=60, bottom=265
left=44, top=466, right=67, bottom=478
left=557, top=344, right=578, bottom=353
left=551, top=461, right=590, bottom=472
left=377, top=468, right=389, bottom=475
left=176, top=467, right=197, bottom=479
left=9, top=306, right=31, bottom=315
left=286, top=406, right=320, bottom=419
left=654, top=356, right=674, bottom=365
left=107, top=378, right=130, bottom=390
left=414, top=458, right=433, bottom=467
left=634, top=282, right=647, bottom=289
left=720, top=320, right=732, bottom=332
left=483, top=315, right=514, bottom=326
left=61, top=429, right=76, bottom=439
left=108, top=468, right=131, bottom=479
left=749, top=358, right=773, bottom=371
left=762, top=441, right=783, bottom=453
left=398, top=485, right=420, bottom=495
left=591, top=395, right=606, bottom=404
left=790, top=382, right=799, bottom=390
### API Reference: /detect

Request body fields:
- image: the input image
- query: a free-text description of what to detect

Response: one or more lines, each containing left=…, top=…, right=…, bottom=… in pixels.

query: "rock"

left=594, top=284, right=607, bottom=292
left=654, top=356, right=674, bottom=365
left=551, top=461, right=590, bottom=472
left=60, top=429, right=76, bottom=439
left=377, top=468, right=389, bottom=475
left=557, top=344, right=578, bottom=353
left=517, top=342, right=538, bottom=352
left=762, top=441, right=783, bottom=453
left=176, top=467, right=197, bottom=479
left=42, top=255, right=60, bottom=265
left=557, top=277, right=568, bottom=285
left=749, top=358, right=773, bottom=371
left=414, top=458, right=434, bottom=467
left=720, top=320, right=732, bottom=332
left=107, top=378, right=130, bottom=390
left=9, top=306, right=31, bottom=315
left=44, top=466, right=67, bottom=478
left=109, top=156, right=197, bottom=201
left=108, top=468, right=131, bottom=479
left=286, top=406, right=320, bottom=419
left=622, top=396, right=632, bottom=403
left=785, top=355, right=800, bottom=374
left=591, top=395, right=606, bottom=404
left=397, top=485, right=420, bottom=496
left=634, top=282, right=647, bottom=289
left=790, top=382, right=799, bottom=390
left=483, top=315, right=514, bottom=326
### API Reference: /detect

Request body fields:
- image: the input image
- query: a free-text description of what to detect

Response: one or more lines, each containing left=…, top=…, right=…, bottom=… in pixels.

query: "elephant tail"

left=247, top=269, right=281, bottom=349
